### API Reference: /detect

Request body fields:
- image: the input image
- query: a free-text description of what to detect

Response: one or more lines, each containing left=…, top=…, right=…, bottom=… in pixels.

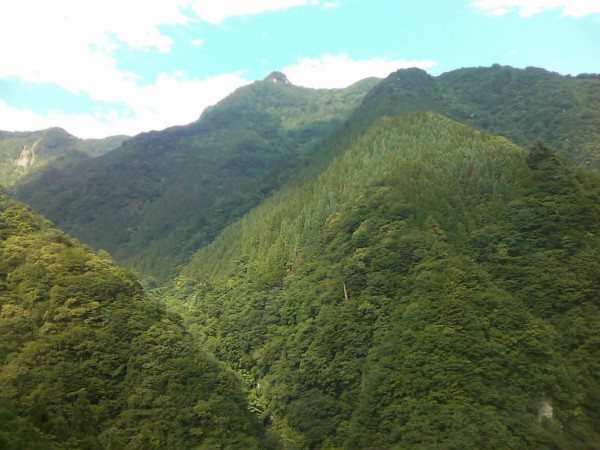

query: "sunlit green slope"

left=11, top=66, right=599, bottom=284
left=0, top=190, right=266, bottom=449
left=13, top=75, right=377, bottom=280
left=172, top=113, right=600, bottom=449
left=355, top=65, right=600, bottom=169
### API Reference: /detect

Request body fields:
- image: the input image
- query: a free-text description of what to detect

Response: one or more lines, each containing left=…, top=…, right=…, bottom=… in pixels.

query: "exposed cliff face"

left=14, top=138, right=40, bottom=169
left=264, top=71, right=291, bottom=84
left=0, top=128, right=127, bottom=187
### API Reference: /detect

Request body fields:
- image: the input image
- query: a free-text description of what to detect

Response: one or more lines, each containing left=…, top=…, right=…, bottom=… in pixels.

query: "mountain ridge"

left=0, top=128, right=128, bottom=187
left=351, top=65, right=600, bottom=168
left=170, top=112, right=600, bottom=448
left=1, top=64, right=600, bottom=448
left=11, top=75, right=377, bottom=279
left=6, top=65, right=600, bottom=283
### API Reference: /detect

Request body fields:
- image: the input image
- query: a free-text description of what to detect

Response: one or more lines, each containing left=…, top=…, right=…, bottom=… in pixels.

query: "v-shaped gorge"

left=170, top=112, right=600, bottom=449
left=11, top=75, right=379, bottom=280
left=3, top=65, right=600, bottom=448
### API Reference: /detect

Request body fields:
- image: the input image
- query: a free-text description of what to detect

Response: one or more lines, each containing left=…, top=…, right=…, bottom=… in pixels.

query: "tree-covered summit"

left=12, top=76, right=377, bottom=280
left=0, top=189, right=267, bottom=449
left=353, top=65, right=600, bottom=169
left=10, top=65, right=600, bottom=282
left=171, top=112, right=600, bottom=448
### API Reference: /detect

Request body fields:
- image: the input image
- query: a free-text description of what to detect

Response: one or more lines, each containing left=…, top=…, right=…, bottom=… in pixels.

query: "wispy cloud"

left=0, top=99, right=135, bottom=138
left=283, top=53, right=437, bottom=89
left=0, top=72, right=250, bottom=138
left=0, top=1, right=435, bottom=138
left=187, top=0, right=315, bottom=24
left=469, top=0, right=600, bottom=17
left=0, top=1, right=325, bottom=137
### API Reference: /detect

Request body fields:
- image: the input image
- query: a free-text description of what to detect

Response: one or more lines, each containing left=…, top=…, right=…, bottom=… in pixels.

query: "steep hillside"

left=13, top=75, right=378, bottom=280
left=0, top=128, right=127, bottom=186
left=355, top=65, right=600, bottom=169
left=11, top=66, right=599, bottom=282
left=171, top=113, right=600, bottom=448
left=438, top=66, right=600, bottom=169
left=0, top=189, right=267, bottom=449
left=4, top=65, right=599, bottom=449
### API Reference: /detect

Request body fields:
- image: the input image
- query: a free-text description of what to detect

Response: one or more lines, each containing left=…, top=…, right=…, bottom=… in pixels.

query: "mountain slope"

left=0, top=127, right=127, bottom=187
left=170, top=113, right=600, bottom=448
left=13, top=75, right=378, bottom=280
left=0, top=189, right=266, bottom=449
left=438, top=65, right=600, bottom=169
left=355, top=65, right=600, bottom=169
left=11, top=66, right=599, bottom=282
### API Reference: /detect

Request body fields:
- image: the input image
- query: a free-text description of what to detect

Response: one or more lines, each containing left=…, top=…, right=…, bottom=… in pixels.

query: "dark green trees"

left=172, top=114, right=600, bottom=448
left=12, top=78, right=376, bottom=280
left=0, top=190, right=265, bottom=449
left=2, top=65, right=599, bottom=449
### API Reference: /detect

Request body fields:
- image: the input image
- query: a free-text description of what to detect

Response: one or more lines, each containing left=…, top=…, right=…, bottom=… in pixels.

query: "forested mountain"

left=353, top=65, right=600, bottom=169
left=12, top=74, right=378, bottom=280
left=11, top=66, right=600, bottom=283
left=0, top=128, right=127, bottom=187
left=0, top=189, right=267, bottom=449
left=2, top=65, right=600, bottom=449
left=171, top=113, right=600, bottom=448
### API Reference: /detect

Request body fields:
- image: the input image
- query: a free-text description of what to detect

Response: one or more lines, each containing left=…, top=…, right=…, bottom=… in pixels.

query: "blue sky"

left=1, top=0, right=598, bottom=138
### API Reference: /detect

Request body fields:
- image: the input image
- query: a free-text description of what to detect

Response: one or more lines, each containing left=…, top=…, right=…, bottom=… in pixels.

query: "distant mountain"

left=13, top=75, right=378, bottom=280
left=0, top=127, right=127, bottom=186
left=171, top=112, right=600, bottom=448
left=0, top=189, right=266, bottom=449
left=11, top=66, right=599, bottom=282
left=354, top=65, right=600, bottom=169
left=2, top=64, right=600, bottom=449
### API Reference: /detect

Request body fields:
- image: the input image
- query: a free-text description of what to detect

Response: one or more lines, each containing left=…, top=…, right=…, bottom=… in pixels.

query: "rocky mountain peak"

left=264, top=71, right=292, bottom=85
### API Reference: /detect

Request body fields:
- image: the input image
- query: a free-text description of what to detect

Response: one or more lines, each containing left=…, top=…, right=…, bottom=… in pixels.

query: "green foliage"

left=437, top=65, right=600, bottom=169
left=13, top=78, right=376, bottom=280
left=0, top=127, right=126, bottom=187
left=11, top=66, right=599, bottom=283
left=3, top=65, right=600, bottom=449
left=354, top=65, right=600, bottom=169
left=170, top=114, right=600, bottom=448
left=0, top=190, right=266, bottom=448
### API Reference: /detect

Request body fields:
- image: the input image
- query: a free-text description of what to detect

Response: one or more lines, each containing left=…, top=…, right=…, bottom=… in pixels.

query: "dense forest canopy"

left=171, top=113, right=600, bottom=448
left=354, top=65, right=600, bottom=169
left=0, top=190, right=267, bottom=448
left=10, top=76, right=378, bottom=280
left=9, top=66, right=600, bottom=281
left=1, top=65, right=599, bottom=449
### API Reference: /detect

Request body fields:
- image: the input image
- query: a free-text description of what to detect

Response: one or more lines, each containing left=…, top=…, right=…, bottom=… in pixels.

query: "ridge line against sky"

left=1, top=0, right=598, bottom=139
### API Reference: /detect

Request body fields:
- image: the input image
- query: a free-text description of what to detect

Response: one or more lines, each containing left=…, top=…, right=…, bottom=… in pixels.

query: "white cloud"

left=187, top=0, right=312, bottom=24
left=469, top=0, right=600, bottom=17
left=282, top=53, right=437, bottom=89
left=0, top=72, right=250, bottom=138
left=0, top=1, right=192, bottom=117
left=0, top=99, right=139, bottom=139
left=128, top=72, right=251, bottom=129
left=0, top=0, right=327, bottom=138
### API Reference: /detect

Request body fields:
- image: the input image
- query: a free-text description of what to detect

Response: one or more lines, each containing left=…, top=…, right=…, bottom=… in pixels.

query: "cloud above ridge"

left=0, top=1, right=340, bottom=137
left=469, top=0, right=600, bottom=17
left=283, top=53, right=437, bottom=89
